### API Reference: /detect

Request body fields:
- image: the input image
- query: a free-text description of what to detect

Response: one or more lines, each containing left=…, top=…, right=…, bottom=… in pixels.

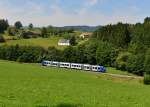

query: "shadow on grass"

left=56, top=103, right=82, bottom=107
left=36, top=103, right=82, bottom=107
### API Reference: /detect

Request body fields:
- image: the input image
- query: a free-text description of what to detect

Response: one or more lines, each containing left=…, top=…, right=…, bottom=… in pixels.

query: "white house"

left=80, top=32, right=92, bottom=39
left=58, top=39, right=70, bottom=46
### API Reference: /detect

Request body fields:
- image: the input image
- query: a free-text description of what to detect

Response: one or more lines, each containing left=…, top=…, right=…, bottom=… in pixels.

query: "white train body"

left=51, top=61, right=59, bottom=67
left=83, top=64, right=91, bottom=71
left=92, top=65, right=100, bottom=71
left=71, top=63, right=82, bottom=70
left=60, top=62, right=71, bottom=68
left=42, top=61, right=52, bottom=66
left=42, top=61, right=106, bottom=73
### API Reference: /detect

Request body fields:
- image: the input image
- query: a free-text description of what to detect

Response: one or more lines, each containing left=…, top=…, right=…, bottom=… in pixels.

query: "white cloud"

left=88, top=0, right=98, bottom=6
left=0, top=1, right=145, bottom=26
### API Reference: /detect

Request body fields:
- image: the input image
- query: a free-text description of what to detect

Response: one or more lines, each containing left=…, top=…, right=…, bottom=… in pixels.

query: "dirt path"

left=105, top=73, right=143, bottom=79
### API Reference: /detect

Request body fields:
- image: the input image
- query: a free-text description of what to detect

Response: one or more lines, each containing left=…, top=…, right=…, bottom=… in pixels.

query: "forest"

left=0, top=17, right=150, bottom=84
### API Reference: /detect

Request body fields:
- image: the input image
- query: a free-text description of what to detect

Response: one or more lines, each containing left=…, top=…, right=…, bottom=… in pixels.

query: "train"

left=42, top=60, right=106, bottom=73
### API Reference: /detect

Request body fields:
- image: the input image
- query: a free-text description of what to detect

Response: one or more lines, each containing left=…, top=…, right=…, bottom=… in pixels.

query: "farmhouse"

left=80, top=32, right=93, bottom=39
left=58, top=39, right=70, bottom=46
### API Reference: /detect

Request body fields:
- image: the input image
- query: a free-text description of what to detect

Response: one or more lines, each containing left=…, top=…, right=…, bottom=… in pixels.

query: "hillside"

left=0, top=60, right=149, bottom=107
left=0, top=37, right=66, bottom=50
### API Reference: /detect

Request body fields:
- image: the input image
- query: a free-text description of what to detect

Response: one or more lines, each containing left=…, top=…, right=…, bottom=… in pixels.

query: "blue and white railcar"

left=51, top=61, right=59, bottom=67
left=91, top=65, right=100, bottom=72
left=42, top=60, right=52, bottom=66
left=98, top=66, right=106, bottom=73
left=71, top=63, right=82, bottom=70
left=59, top=62, right=71, bottom=68
left=83, top=64, right=91, bottom=71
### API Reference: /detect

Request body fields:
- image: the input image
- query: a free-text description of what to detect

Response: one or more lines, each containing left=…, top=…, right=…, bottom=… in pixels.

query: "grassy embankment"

left=0, top=60, right=148, bottom=107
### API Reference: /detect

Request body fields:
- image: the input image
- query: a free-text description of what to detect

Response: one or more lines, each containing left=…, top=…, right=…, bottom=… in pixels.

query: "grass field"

left=0, top=37, right=66, bottom=50
left=0, top=60, right=149, bottom=107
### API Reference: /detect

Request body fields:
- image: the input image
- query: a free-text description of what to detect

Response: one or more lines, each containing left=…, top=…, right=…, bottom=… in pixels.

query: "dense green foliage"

left=0, top=19, right=9, bottom=33
left=93, top=17, right=150, bottom=75
left=93, top=23, right=131, bottom=48
left=14, top=21, right=23, bottom=29
left=28, top=23, right=33, bottom=30
left=92, top=17, right=150, bottom=84
left=0, top=41, right=117, bottom=66
left=144, top=49, right=150, bottom=84
left=70, top=35, right=76, bottom=45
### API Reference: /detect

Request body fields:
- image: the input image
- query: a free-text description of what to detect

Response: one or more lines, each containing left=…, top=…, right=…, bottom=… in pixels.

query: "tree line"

left=0, top=40, right=116, bottom=64
left=0, top=19, right=75, bottom=40
left=93, top=17, right=150, bottom=84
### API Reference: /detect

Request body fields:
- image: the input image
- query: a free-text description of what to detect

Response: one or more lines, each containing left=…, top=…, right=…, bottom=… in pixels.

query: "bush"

left=115, top=52, right=131, bottom=70
left=126, top=54, right=145, bottom=75
left=144, top=74, right=150, bottom=84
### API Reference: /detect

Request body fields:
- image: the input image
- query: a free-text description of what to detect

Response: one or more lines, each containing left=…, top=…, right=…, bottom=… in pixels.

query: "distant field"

left=0, top=37, right=67, bottom=50
left=0, top=60, right=149, bottom=107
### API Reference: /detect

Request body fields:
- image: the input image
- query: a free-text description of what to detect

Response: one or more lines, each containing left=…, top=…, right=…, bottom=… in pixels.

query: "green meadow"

left=0, top=37, right=66, bottom=50
left=0, top=60, right=149, bottom=107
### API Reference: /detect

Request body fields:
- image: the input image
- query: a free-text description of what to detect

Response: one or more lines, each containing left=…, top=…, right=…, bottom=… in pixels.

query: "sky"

left=0, top=0, right=149, bottom=26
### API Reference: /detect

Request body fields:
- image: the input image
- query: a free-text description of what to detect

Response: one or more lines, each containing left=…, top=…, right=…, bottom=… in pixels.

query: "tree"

left=70, top=35, right=76, bottom=45
left=85, top=40, right=98, bottom=64
left=14, top=21, right=23, bottom=29
left=126, top=54, right=145, bottom=75
left=144, top=17, right=150, bottom=24
left=144, top=49, right=150, bottom=74
left=93, top=23, right=131, bottom=48
left=76, top=45, right=87, bottom=63
left=28, top=23, right=33, bottom=30
left=41, top=27, right=48, bottom=38
left=144, top=49, right=150, bottom=84
left=0, top=19, right=9, bottom=33
left=116, top=52, right=131, bottom=71
left=96, top=42, right=116, bottom=66
left=63, top=46, right=77, bottom=62
left=45, top=47, right=62, bottom=61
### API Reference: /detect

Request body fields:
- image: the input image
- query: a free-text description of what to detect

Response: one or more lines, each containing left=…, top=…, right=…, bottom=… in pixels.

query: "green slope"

left=0, top=37, right=66, bottom=50
left=0, top=60, right=149, bottom=107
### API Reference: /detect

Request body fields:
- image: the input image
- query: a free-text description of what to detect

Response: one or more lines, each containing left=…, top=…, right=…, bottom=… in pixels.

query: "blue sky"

left=0, top=0, right=149, bottom=26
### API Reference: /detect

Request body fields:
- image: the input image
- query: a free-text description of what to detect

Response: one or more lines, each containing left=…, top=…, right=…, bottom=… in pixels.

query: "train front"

left=98, top=66, right=106, bottom=73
